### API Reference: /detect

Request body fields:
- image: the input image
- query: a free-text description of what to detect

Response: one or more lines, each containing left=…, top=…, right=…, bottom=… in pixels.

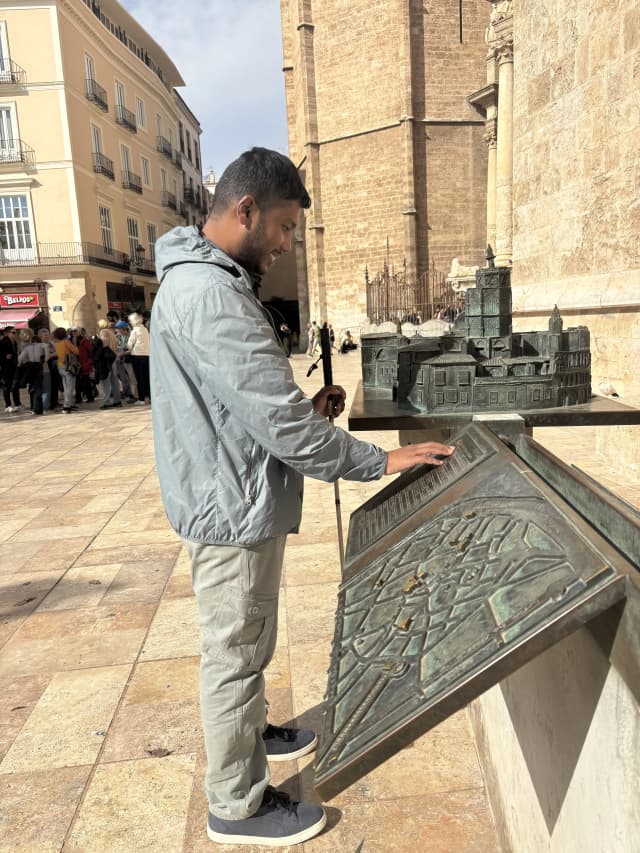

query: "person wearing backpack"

left=53, top=327, right=79, bottom=414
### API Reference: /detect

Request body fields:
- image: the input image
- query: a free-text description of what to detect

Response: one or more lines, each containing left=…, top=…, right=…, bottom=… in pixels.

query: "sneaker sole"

left=266, top=733, right=318, bottom=763
left=206, top=809, right=326, bottom=847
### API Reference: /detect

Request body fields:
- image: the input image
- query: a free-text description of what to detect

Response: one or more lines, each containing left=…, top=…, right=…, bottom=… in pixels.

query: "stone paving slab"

left=2, top=352, right=636, bottom=851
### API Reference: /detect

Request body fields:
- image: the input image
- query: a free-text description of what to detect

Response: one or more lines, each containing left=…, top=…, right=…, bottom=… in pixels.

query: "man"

left=151, top=148, right=454, bottom=848
left=0, top=326, right=21, bottom=412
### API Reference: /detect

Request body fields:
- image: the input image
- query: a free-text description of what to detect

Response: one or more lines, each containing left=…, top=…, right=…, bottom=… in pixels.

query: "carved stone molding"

left=495, top=37, right=514, bottom=65
left=484, top=119, right=498, bottom=149
left=490, top=1, right=513, bottom=25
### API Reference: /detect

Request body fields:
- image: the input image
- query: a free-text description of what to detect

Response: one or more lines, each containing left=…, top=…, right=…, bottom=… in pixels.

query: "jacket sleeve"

left=180, top=279, right=387, bottom=483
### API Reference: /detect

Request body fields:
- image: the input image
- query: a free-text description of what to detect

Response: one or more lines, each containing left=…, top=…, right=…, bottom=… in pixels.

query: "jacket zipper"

left=244, top=441, right=256, bottom=506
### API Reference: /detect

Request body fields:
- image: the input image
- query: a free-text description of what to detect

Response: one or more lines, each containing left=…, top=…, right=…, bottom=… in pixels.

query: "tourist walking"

left=127, top=313, right=150, bottom=404
left=0, top=326, right=21, bottom=412
left=53, top=327, right=79, bottom=414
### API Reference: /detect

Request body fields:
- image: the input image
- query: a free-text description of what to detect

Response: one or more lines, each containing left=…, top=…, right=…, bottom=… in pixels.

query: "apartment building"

left=0, top=0, right=205, bottom=332
left=175, top=91, right=208, bottom=225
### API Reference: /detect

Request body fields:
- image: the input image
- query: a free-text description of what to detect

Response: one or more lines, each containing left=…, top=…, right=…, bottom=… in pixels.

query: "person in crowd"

left=97, top=319, right=121, bottom=408
left=75, top=328, right=95, bottom=403
left=328, top=323, right=337, bottom=353
left=339, top=329, right=357, bottom=354
left=310, top=320, right=321, bottom=355
left=127, top=312, right=150, bottom=405
left=38, top=328, right=56, bottom=411
left=106, top=309, right=120, bottom=326
left=52, top=327, right=79, bottom=414
left=1, top=326, right=21, bottom=412
left=150, top=147, right=455, bottom=848
left=115, top=320, right=137, bottom=402
left=17, top=332, right=45, bottom=415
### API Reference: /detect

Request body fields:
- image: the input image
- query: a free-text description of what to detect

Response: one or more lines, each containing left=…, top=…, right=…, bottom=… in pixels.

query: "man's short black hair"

left=211, top=147, right=310, bottom=215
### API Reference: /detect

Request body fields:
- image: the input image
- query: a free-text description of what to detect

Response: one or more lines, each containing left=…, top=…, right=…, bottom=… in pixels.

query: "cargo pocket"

left=203, top=586, right=277, bottom=674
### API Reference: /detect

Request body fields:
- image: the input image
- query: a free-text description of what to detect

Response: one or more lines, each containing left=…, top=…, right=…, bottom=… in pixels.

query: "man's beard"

left=234, top=218, right=269, bottom=277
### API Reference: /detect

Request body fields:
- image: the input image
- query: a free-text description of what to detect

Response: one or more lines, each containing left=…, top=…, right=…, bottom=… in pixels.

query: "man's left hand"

left=312, top=385, right=346, bottom=419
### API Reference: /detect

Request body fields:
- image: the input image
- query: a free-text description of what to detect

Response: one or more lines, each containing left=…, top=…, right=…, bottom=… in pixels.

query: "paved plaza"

left=1, top=352, right=637, bottom=852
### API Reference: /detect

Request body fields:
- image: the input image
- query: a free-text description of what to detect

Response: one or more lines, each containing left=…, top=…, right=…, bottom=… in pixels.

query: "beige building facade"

left=0, top=0, right=203, bottom=333
left=280, top=0, right=490, bottom=333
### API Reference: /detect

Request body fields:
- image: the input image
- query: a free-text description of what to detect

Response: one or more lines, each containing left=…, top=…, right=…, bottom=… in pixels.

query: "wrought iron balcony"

left=156, top=135, right=173, bottom=159
left=0, top=60, right=27, bottom=86
left=93, top=151, right=115, bottom=180
left=174, top=150, right=182, bottom=169
left=183, top=186, right=195, bottom=204
left=161, top=190, right=177, bottom=210
left=0, top=241, right=129, bottom=271
left=85, top=77, right=108, bottom=111
left=115, top=104, right=137, bottom=133
left=0, top=139, right=36, bottom=168
left=122, top=170, right=143, bottom=193
left=179, top=202, right=187, bottom=219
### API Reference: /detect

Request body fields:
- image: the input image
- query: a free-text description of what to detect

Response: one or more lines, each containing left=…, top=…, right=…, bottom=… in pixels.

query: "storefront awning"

left=0, top=308, right=40, bottom=329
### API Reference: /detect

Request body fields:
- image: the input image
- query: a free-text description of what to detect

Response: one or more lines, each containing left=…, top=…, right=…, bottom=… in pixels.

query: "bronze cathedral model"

left=361, top=252, right=591, bottom=413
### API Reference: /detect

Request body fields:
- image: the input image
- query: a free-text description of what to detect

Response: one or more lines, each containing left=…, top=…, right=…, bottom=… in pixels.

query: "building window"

left=147, top=222, right=157, bottom=261
left=178, top=121, right=184, bottom=154
left=0, top=22, right=11, bottom=79
left=135, top=96, right=145, bottom=129
left=99, top=205, right=113, bottom=254
left=91, top=124, right=103, bottom=154
left=445, top=389, right=458, bottom=404
left=0, top=194, right=34, bottom=260
left=0, top=105, right=17, bottom=159
left=194, top=140, right=200, bottom=170
left=156, top=113, right=162, bottom=137
left=141, top=156, right=151, bottom=187
left=160, top=167, right=167, bottom=192
left=121, top=143, right=131, bottom=173
left=115, top=80, right=125, bottom=107
left=127, top=216, right=140, bottom=261
left=186, top=129, right=192, bottom=162
left=458, top=370, right=470, bottom=385
left=489, top=391, right=499, bottom=405
left=434, top=370, right=446, bottom=386
left=84, top=52, right=95, bottom=81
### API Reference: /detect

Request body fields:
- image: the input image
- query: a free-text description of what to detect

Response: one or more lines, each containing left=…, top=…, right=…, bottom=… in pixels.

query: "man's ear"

left=236, top=195, right=256, bottom=230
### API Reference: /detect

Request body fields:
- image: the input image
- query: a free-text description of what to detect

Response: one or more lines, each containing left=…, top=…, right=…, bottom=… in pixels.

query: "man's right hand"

left=385, top=442, right=455, bottom=475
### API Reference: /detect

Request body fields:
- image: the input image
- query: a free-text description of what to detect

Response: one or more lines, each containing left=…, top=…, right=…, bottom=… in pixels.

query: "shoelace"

left=264, top=723, right=296, bottom=742
left=263, top=786, right=298, bottom=815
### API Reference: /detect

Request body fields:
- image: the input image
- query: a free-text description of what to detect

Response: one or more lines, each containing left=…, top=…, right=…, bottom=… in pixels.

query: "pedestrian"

left=0, top=326, right=21, bottom=412
left=339, top=329, right=357, bottom=354
left=97, top=319, right=122, bottom=408
left=52, top=327, right=79, bottom=414
left=310, top=319, right=320, bottom=355
left=38, top=328, right=56, bottom=410
left=75, top=328, right=95, bottom=403
left=150, top=147, right=455, bottom=849
left=127, top=313, right=150, bottom=404
left=17, top=332, right=45, bottom=415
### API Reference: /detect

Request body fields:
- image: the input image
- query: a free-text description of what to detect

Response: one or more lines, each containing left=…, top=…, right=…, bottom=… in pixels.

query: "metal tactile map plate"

left=315, top=424, right=630, bottom=798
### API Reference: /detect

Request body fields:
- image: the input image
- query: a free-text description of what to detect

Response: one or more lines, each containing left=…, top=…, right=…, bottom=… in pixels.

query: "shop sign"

left=0, top=292, right=40, bottom=309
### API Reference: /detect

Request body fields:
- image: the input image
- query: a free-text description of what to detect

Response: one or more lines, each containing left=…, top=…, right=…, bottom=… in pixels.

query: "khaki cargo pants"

left=184, top=536, right=286, bottom=820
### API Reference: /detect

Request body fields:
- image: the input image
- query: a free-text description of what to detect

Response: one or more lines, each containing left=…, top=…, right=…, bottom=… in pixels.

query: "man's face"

left=40, top=330, right=50, bottom=343
left=235, top=199, right=299, bottom=277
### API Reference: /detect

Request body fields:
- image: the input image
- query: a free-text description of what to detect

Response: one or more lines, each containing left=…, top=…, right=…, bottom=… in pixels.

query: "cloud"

left=122, top=0, right=289, bottom=177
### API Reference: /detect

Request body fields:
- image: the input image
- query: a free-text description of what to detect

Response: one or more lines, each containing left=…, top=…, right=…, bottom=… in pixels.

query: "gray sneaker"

left=207, top=786, right=326, bottom=847
left=263, top=723, right=318, bottom=762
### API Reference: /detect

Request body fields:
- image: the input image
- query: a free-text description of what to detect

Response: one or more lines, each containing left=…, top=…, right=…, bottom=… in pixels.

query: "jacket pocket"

left=202, top=587, right=277, bottom=673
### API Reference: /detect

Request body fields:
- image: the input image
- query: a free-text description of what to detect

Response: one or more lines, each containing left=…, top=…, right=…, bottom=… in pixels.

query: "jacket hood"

left=155, top=225, right=250, bottom=288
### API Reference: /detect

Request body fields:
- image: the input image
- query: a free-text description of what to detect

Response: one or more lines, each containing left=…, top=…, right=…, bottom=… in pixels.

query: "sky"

left=122, top=0, right=290, bottom=181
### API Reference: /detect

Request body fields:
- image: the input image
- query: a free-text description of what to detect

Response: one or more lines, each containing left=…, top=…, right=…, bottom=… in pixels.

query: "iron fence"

left=0, top=60, right=26, bottom=86
left=0, top=139, right=35, bottom=168
left=85, top=77, right=108, bottom=111
left=365, top=259, right=461, bottom=325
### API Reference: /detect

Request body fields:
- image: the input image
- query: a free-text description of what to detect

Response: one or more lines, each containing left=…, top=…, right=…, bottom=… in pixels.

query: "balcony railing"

left=156, top=135, right=172, bottom=159
left=0, top=60, right=27, bottom=86
left=85, top=77, right=108, bottom=111
left=161, top=190, right=177, bottom=210
left=122, top=170, right=143, bottom=193
left=0, top=139, right=36, bottom=168
left=115, top=104, right=137, bottom=133
left=0, top=241, right=130, bottom=271
left=174, top=150, right=182, bottom=169
left=183, top=186, right=195, bottom=204
left=93, top=151, right=115, bottom=180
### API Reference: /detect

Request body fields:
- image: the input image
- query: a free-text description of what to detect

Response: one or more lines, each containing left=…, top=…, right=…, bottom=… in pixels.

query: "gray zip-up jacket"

left=151, top=226, right=387, bottom=546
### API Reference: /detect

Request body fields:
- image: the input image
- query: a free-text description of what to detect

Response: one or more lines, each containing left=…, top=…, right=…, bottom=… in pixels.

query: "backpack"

left=63, top=349, right=81, bottom=376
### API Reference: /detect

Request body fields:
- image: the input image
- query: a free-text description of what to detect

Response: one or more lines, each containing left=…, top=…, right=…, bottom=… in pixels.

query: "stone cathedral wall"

left=510, top=0, right=640, bottom=472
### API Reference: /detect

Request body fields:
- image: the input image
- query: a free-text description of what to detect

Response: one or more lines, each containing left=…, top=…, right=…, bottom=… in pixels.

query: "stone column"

left=494, top=36, right=513, bottom=266
left=484, top=115, right=498, bottom=250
